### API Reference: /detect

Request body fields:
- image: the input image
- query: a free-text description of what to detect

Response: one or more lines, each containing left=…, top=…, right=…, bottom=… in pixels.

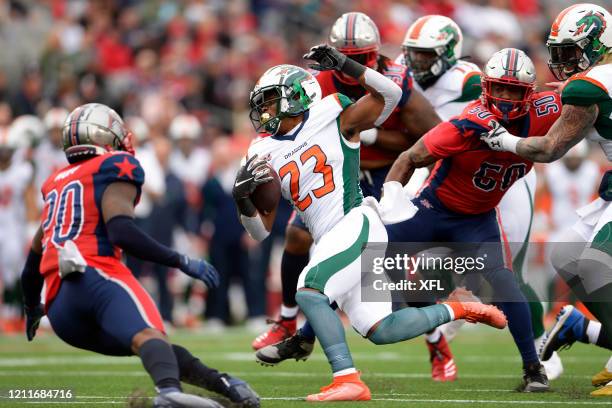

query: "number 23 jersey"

left=421, top=91, right=561, bottom=214
left=247, top=94, right=363, bottom=243
left=39, top=152, right=144, bottom=305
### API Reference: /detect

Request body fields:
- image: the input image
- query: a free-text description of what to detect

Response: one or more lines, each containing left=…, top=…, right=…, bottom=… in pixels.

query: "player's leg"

left=252, top=211, right=312, bottom=350
left=293, top=206, right=381, bottom=401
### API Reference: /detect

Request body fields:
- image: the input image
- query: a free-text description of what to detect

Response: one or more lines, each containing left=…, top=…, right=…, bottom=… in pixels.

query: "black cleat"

left=218, top=374, right=260, bottom=408
left=520, top=362, right=550, bottom=392
left=255, top=333, right=314, bottom=366
left=153, top=391, right=223, bottom=408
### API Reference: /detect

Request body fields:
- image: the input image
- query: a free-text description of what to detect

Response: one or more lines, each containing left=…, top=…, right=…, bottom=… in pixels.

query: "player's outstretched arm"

left=481, top=104, right=598, bottom=162
left=303, top=44, right=402, bottom=139
left=21, top=226, right=45, bottom=341
left=384, top=138, right=437, bottom=186
left=232, top=154, right=276, bottom=242
left=101, top=182, right=219, bottom=288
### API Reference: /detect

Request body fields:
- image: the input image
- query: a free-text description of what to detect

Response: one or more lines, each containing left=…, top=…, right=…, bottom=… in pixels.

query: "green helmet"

left=249, top=65, right=322, bottom=135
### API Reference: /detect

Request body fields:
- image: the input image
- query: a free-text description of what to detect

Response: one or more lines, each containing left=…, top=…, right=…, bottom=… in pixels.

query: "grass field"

left=0, top=325, right=609, bottom=407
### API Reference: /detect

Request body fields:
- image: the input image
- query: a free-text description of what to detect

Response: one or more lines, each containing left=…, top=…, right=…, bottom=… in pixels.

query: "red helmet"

left=481, top=48, right=536, bottom=122
left=328, top=12, right=380, bottom=85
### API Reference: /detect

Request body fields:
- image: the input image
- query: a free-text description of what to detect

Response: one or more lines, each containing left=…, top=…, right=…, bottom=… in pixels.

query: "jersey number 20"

left=279, top=145, right=335, bottom=211
left=42, top=181, right=84, bottom=245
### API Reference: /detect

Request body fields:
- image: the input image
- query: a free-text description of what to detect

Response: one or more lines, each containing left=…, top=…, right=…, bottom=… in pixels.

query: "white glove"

left=359, top=128, right=378, bottom=146
left=479, top=120, right=520, bottom=153
left=362, top=181, right=418, bottom=225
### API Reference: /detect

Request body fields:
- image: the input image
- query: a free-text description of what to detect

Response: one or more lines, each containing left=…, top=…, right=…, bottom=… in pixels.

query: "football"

left=251, top=163, right=281, bottom=214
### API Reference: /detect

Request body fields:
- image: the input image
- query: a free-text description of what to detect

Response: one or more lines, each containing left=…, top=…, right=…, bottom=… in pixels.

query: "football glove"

left=303, top=44, right=347, bottom=72
left=179, top=255, right=220, bottom=289
left=479, top=120, right=517, bottom=152
left=24, top=303, right=45, bottom=342
left=232, top=154, right=272, bottom=200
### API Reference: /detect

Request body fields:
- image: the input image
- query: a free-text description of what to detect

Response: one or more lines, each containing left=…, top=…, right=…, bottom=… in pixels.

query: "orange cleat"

left=306, top=371, right=371, bottom=402
left=444, top=287, right=507, bottom=329
left=252, top=318, right=296, bottom=350
left=427, top=334, right=457, bottom=381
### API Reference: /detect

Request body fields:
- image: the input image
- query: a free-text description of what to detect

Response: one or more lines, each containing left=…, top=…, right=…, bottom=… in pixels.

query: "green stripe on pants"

left=304, top=214, right=370, bottom=292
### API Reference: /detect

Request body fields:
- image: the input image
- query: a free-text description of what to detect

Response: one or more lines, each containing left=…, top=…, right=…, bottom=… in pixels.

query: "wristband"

left=240, top=213, right=270, bottom=242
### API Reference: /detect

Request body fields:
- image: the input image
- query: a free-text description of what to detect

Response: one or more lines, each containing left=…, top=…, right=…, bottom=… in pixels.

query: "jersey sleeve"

left=562, top=77, right=610, bottom=106
left=334, top=93, right=354, bottom=110
left=397, top=67, right=414, bottom=108
left=453, top=72, right=482, bottom=103
left=95, top=152, right=145, bottom=203
left=422, top=121, right=477, bottom=159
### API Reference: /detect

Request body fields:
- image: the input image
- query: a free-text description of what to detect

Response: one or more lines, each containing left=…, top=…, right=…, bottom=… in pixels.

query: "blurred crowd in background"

left=0, top=0, right=611, bottom=333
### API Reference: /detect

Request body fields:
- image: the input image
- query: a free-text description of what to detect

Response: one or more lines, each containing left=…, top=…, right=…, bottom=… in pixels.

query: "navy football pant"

left=386, top=188, right=538, bottom=364
left=47, top=267, right=165, bottom=356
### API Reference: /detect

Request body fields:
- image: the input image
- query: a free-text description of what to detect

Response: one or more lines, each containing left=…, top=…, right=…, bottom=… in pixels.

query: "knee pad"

left=295, top=290, right=328, bottom=309
left=285, top=226, right=313, bottom=255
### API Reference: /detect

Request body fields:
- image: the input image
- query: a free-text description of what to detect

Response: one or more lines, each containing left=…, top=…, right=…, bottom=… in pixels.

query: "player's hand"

left=179, top=256, right=220, bottom=289
left=122, top=131, right=136, bottom=155
left=303, top=44, right=347, bottom=72
left=480, top=120, right=511, bottom=152
left=232, top=154, right=273, bottom=200
left=24, top=303, right=45, bottom=342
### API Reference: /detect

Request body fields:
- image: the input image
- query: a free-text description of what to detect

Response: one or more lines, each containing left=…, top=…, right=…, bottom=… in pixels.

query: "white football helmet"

left=169, top=114, right=201, bottom=141
left=62, top=103, right=129, bottom=163
left=329, top=11, right=381, bottom=86
left=8, top=115, right=46, bottom=149
left=249, top=65, right=321, bottom=135
left=401, top=15, right=463, bottom=87
left=481, top=48, right=536, bottom=122
left=44, top=107, right=69, bottom=130
left=547, top=3, right=612, bottom=80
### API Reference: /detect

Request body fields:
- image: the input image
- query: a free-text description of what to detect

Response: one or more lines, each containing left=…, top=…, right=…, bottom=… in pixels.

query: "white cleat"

left=541, top=351, right=564, bottom=381
left=153, top=391, right=223, bottom=408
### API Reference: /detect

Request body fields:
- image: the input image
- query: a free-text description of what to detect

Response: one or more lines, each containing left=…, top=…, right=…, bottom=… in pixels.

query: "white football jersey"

left=247, top=94, right=363, bottom=242
left=0, top=159, right=33, bottom=237
left=395, top=55, right=481, bottom=120
left=545, top=160, right=601, bottom=229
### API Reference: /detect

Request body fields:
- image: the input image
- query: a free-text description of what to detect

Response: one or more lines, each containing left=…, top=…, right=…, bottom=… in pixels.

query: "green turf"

left=0, top=325, right=609, bottom=407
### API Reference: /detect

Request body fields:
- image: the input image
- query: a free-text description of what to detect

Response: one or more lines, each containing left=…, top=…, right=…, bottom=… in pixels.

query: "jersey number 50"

left=279, top=145, right=335, bottom=211
left=42, top=181, right=84, bottom=246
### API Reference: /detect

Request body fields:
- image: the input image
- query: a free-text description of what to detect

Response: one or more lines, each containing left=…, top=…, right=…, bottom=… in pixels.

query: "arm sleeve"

left=422, top=121, right=473, bottom=159
left=106, top=215, right=182, bottom=267
left=21, top=249, right=43, bottom=308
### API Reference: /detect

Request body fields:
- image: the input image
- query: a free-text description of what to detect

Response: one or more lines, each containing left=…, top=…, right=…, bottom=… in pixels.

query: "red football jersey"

left=312, top=60, right=413, bottom=161
left=422, top=91, right=561, bottom=214
left=39, top=152, right=144, bottom=306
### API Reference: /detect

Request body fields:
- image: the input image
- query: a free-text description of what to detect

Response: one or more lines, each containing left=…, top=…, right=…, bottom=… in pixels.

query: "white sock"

left=280, top=305, right=299, bottom=319
left=586, top=320, right=602, bottom=344
left=333, top=368, right=358, bottom=377
left=426, top=327, right=442, bottom=343
left=605, top=356, right=612, bottom=373
left=443, top=304, right=455, bottom=321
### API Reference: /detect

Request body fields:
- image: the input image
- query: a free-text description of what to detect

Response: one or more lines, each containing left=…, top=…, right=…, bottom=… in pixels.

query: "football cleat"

left=541, top=351, right=563, bottom=381
left=153, top=391, right=223, bottom=408
left=427, top=334, right=457, bottom=381
left=444, top=287, right=507, bottom=329
left=255, top=332, right=314, bottom=366
left=591, top=381, right=612, bottom=397
left=539, top=305, right=586, bottom=361
left=592, top=369, right=612, bottom=387
left=306, top=372, right=371, bottom=402
left=520, top=362, right=550, bottom=392
left=252, top=318, right=296, bottom=350
left=218, top=375, right=260, bottom=407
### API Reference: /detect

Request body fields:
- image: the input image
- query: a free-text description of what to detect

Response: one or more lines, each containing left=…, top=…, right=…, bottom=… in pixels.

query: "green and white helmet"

left=401, top=15, right=463, bottom=87
left=249, top=65, right=322, bottom=135
left=547, top=3, right=612, bottom=80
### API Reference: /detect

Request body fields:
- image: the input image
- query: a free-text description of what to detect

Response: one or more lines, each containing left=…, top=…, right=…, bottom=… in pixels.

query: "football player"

left=20, top=104, right=260, bottom=408
left=480, top=3, right=612, bottom=397
left=252, top=11, right=449, bottom=378
left=398, top=15, right=563, bottom=380
left=235, top=47, right=506, bottom=401
left=384, top=48, right=562, bottom=392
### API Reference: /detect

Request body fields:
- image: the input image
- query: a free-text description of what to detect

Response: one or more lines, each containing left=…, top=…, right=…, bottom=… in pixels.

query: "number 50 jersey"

left=248, top=94, right=363, bottom=243
left=421, top=91, right=561, bottom=214
left=39, top=152, right=144, bottom=305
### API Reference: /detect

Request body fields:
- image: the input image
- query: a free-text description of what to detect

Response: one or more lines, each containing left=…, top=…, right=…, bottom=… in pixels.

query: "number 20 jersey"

left=247, top=94, right=362, bottom=243
left=421, top=91, right=561, bottom=214
left=39, top=152, right=144, bottom=305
